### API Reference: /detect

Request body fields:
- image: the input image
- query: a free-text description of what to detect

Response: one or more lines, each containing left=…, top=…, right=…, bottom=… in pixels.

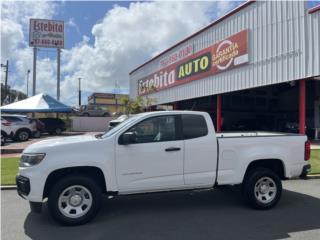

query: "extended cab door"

left=115, top=115, right=184, bottom=192
left=181, top=114, right=218, bottom=186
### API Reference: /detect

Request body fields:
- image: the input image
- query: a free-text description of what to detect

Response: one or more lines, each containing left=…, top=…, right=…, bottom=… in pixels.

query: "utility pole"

left=78, top=77, right=81, bottom=106
left=1, top=60, right=9, bottom=104
left=57, top=48, right=61, bottom=100
left=114, top=79, right=120, bottom=113
left=32, top=47, right=37, bottom=96
left=26, top=69, right=31, bottom=97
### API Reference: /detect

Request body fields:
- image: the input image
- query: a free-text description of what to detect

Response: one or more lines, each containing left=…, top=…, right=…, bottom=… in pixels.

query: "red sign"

left=138, top=29, right=248, bottom=96
left=159, top=44, right=193, bottom=68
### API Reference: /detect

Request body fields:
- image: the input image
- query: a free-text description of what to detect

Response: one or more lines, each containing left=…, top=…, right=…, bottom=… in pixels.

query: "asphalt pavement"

left=1, top=179, right=320, bottom=240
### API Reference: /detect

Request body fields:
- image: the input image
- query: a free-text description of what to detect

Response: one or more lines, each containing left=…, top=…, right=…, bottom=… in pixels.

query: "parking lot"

left=1, top=179, right=320, bottom=240
left=1, top=132, right=100, bottom=155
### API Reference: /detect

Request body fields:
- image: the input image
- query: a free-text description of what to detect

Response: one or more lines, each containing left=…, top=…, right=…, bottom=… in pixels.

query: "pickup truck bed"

left=216, top=132, right=308, bottom=185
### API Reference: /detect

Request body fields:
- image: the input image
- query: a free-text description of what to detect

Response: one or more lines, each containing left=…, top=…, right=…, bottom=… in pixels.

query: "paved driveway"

left=1, top=179, right=320, bottom=240
left=1, top=132, right=100, bottom=154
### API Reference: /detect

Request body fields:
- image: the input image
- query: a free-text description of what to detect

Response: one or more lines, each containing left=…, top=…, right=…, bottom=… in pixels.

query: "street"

left=1, top=179, right=320, bottom=240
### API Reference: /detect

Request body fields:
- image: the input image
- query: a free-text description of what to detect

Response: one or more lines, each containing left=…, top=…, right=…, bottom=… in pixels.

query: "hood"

left=24, top=135, right=97, bottom=153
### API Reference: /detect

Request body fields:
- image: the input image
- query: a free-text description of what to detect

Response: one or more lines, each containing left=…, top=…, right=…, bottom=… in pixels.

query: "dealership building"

left=129, top=1, right=320, bottom=139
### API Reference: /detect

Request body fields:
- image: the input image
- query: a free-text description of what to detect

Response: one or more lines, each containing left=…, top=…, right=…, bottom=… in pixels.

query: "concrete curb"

left=1, top=149, right=23, bottom=154
left=307, top=174, right=320, bottom=179
left=1, top=185, right=17, bottom=190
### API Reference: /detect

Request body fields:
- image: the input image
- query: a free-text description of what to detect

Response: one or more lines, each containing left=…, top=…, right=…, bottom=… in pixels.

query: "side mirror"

left=122, top=132, right=136, bottom=145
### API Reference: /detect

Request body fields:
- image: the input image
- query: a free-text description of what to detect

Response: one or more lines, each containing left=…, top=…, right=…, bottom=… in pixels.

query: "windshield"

left=101, top=115, right=140, bottom=138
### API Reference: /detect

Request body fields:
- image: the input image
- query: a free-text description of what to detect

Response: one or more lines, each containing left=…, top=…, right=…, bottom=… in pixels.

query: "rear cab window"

left=181, top=114, right=208, bottom=140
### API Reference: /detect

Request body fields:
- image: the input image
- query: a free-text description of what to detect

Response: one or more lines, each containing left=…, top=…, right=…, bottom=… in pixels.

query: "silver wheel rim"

left=58, top=185, right=93, bottom=219
left=19, top=132, right=28, bottom=141
left=254, top=177, right=277, bottom=204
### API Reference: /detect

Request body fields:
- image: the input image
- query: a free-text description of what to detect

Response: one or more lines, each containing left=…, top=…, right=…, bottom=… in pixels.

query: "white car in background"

left=1, top=117, right=16, bottom=145
left=1, top=115, right=38, bottom=141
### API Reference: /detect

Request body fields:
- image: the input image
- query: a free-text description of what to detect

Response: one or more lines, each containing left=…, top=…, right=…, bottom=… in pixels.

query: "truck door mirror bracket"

left=122, top=132, right=136, bottom=145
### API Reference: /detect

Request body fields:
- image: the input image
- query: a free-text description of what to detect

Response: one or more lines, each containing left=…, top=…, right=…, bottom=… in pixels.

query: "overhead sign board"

left=159, top=44, right=193, bottom=68
left=29, top=19, right=64, bottom=48
left=138, top=29, right=249, bottom=96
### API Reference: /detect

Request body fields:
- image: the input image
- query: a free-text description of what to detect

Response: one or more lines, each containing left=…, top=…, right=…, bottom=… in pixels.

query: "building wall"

left=87, top=94, right=127, bottom=113
left=129, top=1, right=320, bottom=105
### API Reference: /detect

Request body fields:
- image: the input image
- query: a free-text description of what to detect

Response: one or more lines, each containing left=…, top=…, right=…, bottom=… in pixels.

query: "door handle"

left=165, top=147, right=181, bottom=152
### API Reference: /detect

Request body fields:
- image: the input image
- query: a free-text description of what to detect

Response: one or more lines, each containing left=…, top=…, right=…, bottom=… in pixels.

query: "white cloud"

left=60, top=1, right=238, bottom=105
left=0, top=19, right=24, bottom=62
left=1, top=1, right=238, bottom=106
left=66, top=17, right=80, bottom=34
left=1, top=1, right=58, bottom=97
left=1, top=1, right=57, bottom=30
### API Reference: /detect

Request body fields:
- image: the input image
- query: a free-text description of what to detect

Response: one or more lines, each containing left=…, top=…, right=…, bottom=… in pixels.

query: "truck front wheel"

left=243, top=168, right=282, bottom=210
left=48, top=175, right=102, bottom=225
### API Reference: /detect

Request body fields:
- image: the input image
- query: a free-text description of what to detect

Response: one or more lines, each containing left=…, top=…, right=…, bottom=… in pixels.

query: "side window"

left=182, top=114, right=208, bottom=140
left=3, top=116, right=22, bottom=122
left=124, top=115, right=177, bottom=144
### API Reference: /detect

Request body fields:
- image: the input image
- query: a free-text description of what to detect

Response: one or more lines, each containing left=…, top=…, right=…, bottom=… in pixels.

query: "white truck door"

left=182, top=114, right=218, bottom=186
left=115, top=115, right=184, bottom=192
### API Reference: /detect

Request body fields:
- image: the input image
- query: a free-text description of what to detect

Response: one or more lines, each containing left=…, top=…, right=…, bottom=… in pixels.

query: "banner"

left=138, top=29, right=248, bottom=96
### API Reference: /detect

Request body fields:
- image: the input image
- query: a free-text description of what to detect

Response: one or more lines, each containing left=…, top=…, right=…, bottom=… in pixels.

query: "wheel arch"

left=242, top=159, right=286, bottom=182
left=1, top=130, right=7, bottom=137
left=16, top=128, right=32, bottom=135
left=43, top=166, right=107, bottom=199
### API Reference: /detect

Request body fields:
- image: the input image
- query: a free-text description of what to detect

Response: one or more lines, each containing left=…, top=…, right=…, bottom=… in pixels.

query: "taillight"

left=305, top=140, right=311, bottom=161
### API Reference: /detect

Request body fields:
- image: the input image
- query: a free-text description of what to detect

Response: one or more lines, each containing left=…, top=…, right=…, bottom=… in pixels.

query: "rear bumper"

left=300, top=164, right=311, bottom=179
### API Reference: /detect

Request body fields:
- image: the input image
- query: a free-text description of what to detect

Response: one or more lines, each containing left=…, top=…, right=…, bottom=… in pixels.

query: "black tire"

left=1, top=132, right=6, bottom=146
left=55, top=128, right=62, bottom=135
left=82, top=113, right=89, bottom=117
left=48, top=175, right=102, bottom=226
left=15, top=129, right=30, bottom=141
left=33, top=130, right=41, bottom=138
left=243, top=167, right=282, bottom=210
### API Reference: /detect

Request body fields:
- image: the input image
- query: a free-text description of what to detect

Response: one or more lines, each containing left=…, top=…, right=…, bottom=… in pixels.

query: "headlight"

left=20, top=153, right=46, bottom=167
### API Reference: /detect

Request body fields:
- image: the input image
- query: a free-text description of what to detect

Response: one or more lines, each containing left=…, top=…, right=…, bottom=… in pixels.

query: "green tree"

left=1, top=83, right=27, bottom=105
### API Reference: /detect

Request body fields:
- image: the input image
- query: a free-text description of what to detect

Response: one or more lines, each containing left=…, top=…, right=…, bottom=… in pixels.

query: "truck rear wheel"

left=48, top=175, right=102, bottom=225
left=243, top=168, right=282, bottom=209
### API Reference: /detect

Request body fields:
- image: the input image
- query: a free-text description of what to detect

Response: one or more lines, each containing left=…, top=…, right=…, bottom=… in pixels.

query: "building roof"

left=309, top=4, right=320, bottom=14
left=88, top=92, right=128, bottom=100
left=129, top=0, right=255, bottom=75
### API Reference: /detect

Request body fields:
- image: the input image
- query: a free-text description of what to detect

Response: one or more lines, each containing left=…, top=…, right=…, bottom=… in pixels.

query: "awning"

left=0, top=93, right=72, bottom=113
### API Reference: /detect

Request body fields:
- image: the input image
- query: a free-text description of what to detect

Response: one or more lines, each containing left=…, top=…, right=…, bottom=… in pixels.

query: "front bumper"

left=300, top=164, right=311, bottom=179
left=16, top=175, right=30, bottom=198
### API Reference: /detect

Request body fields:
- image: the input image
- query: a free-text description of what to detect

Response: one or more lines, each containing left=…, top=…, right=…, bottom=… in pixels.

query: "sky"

left=1, top=0, right=319, bottom=106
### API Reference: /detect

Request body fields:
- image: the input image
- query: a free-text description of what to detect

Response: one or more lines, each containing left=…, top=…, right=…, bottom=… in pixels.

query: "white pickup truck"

left=16, top=111, right=311, bottom=225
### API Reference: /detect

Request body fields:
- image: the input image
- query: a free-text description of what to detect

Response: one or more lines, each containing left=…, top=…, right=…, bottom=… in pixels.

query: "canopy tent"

left=0, top=93, right=72, bottom=113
